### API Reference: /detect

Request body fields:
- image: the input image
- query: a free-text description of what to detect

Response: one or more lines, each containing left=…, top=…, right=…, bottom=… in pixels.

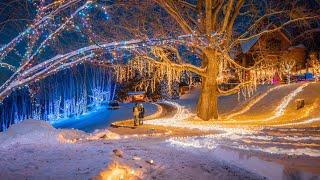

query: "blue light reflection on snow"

left=52, top=103, right=157, bottom=133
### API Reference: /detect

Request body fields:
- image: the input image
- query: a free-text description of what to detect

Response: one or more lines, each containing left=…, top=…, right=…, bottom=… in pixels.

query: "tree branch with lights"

left=0, top=0, right=319, bottom=121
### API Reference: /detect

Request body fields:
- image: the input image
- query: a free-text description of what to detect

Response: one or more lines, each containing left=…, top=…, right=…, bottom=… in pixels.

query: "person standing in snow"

left=133, top=103, right=140, bottom=126
left=138, top=103, right=145, bottom=125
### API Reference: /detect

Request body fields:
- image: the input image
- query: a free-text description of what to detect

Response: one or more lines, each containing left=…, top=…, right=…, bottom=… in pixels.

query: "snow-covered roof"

left=240, top=35, right=261, bottom=54
left=288, top=44, right=306, bottom=50
left=239, top=24, right=293, bottom=54
left=128, top=91, right=145, bottom=95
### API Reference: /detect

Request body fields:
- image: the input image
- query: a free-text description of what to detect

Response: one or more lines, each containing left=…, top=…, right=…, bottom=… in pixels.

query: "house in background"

left=237, top=25, right=307, bottom=72
left=126, top=91, right=146, bottom=102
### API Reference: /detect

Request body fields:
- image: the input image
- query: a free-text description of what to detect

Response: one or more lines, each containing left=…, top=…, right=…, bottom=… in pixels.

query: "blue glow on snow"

left=51, top=103, right=158, bottom=133
left=0, top=64, right=115, bottom=132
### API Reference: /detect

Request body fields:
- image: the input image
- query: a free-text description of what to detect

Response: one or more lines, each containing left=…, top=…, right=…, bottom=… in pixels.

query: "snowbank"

left=0, top=119, right=121, bottom=148
left=87, top=129, right=120, bottom=140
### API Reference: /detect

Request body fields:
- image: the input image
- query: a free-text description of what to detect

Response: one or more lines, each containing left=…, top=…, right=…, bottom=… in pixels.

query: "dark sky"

left=0, top=0, right=319, bottom=84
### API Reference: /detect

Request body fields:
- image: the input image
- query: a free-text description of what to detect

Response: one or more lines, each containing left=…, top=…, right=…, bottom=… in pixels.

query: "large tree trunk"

left=196, top=49, right=219, bottom=120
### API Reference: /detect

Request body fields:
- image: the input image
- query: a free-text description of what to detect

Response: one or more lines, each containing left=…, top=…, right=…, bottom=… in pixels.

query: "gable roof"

left=288, top=44, right=306, bottom=50
left=128, top=91, right=145, bottom=95
left=239, top=24, right=292, bottom=54
left=240, top=35, right=261, bottom=53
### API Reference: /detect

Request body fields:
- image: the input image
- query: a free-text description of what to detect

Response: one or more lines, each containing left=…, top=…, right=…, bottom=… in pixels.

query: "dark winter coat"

left=139, top=106, right=145, bottom=118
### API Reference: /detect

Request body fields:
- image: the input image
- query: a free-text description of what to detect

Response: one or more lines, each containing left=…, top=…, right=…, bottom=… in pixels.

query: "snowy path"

left=145, top=99, right=320, bottom=157
left=52, top=102, right=157, bottom=132
left=1, top=83, right=320, bottom=179
left=144, top=83, right=320, bottom=179
left=224, top=82, right=310, bottom=123
left=0, top=121, right=264, bottom=180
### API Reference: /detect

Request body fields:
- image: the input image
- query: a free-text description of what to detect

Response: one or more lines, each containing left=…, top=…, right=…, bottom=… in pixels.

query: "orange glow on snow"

left=95, top=162, right=141, bottom=180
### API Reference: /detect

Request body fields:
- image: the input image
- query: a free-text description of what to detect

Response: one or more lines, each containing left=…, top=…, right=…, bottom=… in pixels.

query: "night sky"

left=0, top=0, right=319, bottom=84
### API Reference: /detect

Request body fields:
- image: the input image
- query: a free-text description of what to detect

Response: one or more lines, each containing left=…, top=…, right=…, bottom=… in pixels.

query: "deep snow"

left=1, top=83, right=320, bottom=179
left=0, top=120, right=263, bottom=180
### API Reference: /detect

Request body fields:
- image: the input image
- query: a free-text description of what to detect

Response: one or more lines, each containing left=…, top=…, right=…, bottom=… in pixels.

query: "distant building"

left=126, top=91, right=146, bottom=102
left=179, top=85, right=191, bottom=96
left=237, top=25, right=307, bottom=72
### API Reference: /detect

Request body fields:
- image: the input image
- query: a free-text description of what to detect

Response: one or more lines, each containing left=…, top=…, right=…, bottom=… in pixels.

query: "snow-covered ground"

left=0, top=120, right=117, bottom=179
left=0, top=120, right=262, bottom=180
left=145, top=82, right=320, bottom=179
left=52, top=102, right=157, bottom=132
left=1, top=83, right=320, bottom=179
